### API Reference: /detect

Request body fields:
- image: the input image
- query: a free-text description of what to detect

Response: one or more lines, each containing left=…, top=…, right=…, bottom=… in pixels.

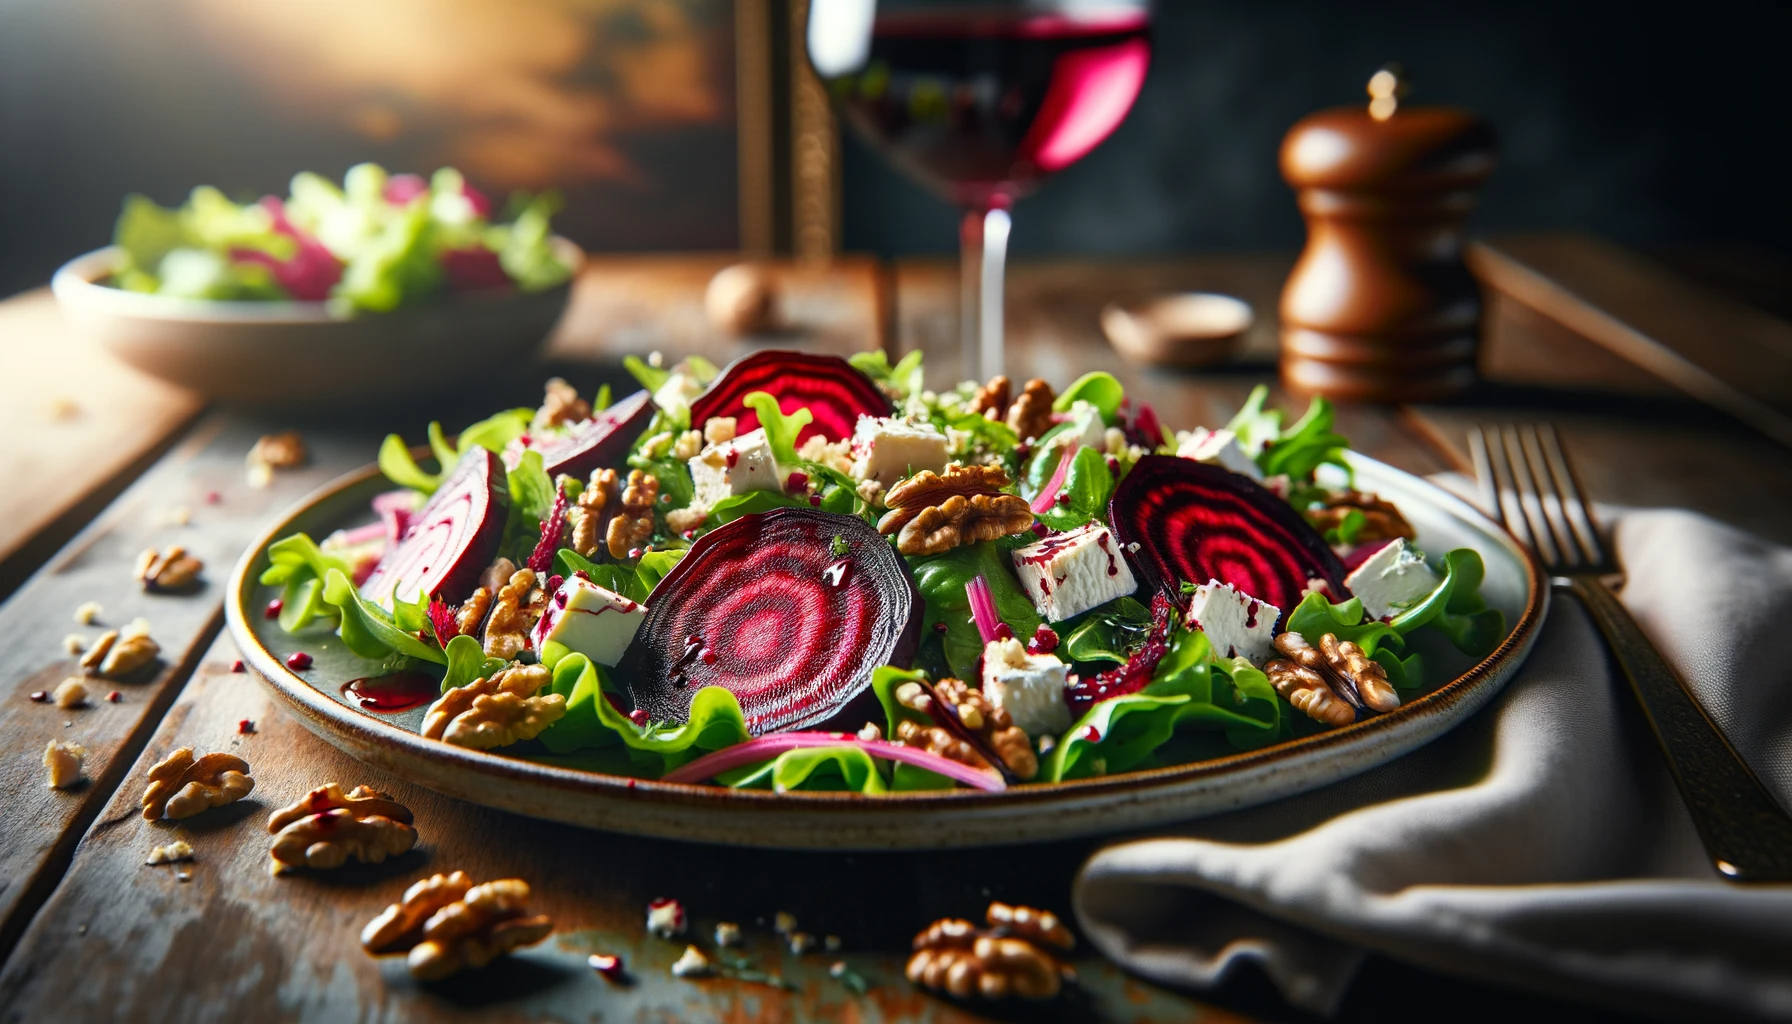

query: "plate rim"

left=226, top=452, right=1546, bottom=813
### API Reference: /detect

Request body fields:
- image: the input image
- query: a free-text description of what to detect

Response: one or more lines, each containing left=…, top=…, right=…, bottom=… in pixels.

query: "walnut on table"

left=141, top=748, right=253, bottom=820
left=877, top=464, right=1034, bottom=556
left=247, top=431, right=307, bottom=487
left=533, top=377, right=591, bottom=430
left=266, top=783, right=417, bottom=875
left=1005, top=378, right=1056, bottom=443
left=907, top=901, right=1075, bottom=1000
left=362, top=872, right=553, bottom=981
left=422, top=663, right=564, bottom=750
left=481, top=569, right=545, bottom=661
left=43, top=740, right=86, bottom=789
left=52, top=677, right=88, bottom=709
left=79, top=628, right=160, bottom=679
left=134, top=545, right=204, bottom=593
left=605, top=469, right=658, bottom=558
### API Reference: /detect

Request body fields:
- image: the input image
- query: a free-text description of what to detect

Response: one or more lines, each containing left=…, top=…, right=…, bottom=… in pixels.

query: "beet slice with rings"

left=688, top=350, right=892, bottom=445
left=362, top=447, right=509, bottom=611
left=1109, top=455, right=1348, bottom=626
left=618, top=507, right=921, bottom=735
left=525, top=388, right=656, bottom=480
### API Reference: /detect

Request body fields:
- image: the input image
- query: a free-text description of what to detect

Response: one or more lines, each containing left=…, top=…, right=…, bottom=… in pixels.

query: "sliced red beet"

left=1109, top=455, right=1348, bottom=624
left=618, top=507, right=920, bottom=735
left=688, top=350, right=892, bottom=446
left=362, top=448, right=508, bottom=610
left=522, top=389, right=656, bottom=480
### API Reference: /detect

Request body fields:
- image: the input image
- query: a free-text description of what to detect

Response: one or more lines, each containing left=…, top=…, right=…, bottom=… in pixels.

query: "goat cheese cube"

left=848, top=415, right=949, bottom=487
left=531, top=576, right=647, bottom=666
left=1176, top=427, right=1263, bottom=480
left=1011, top=522, right=1137, bottom=622
left=1037, top=402, right=1106, bottom=459
left=981, top=638, right=1071, bottom=736
left=1344, top=538, right=1441, bottom=620
left=1184, top=580, right=1280, bottom=666
left=688, top=428, right=784, bottom=510
left=652, top=370, right=705, bottom=417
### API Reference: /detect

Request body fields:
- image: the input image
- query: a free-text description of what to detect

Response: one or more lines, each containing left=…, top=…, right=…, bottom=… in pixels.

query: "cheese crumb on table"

left=73, top=602, right=102, bottom=626
left=52, top=677, right=88, bottom=709
left=43, top=741, right=86, bottom=789
left=145, top=840, right=194, bottom=866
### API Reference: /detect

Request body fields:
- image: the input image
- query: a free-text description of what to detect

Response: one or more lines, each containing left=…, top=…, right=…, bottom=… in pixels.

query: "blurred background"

left=1, top=0, right=1788, bottom=301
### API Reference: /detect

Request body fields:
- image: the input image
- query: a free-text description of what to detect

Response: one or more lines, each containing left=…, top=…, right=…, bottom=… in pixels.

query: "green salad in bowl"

left=53, top=164, right=581, bottom=404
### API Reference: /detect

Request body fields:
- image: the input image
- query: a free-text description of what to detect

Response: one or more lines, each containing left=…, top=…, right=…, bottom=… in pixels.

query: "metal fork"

left=1471, top=423, right=1792, bottom=882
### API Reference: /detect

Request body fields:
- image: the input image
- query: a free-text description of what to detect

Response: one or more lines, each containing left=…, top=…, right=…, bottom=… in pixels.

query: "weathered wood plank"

left=0, top=291, right=205, bottom=597
left=0, top=633, right=1238, bottom=1024
left=0, top=413, right=374, bottom=961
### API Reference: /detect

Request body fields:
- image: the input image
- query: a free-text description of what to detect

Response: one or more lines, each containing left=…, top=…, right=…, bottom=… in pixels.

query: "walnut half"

left=135, top=545, right=204, bottom=593
left=362, top=872, right=553, bottom=980
left=422, top=664, right=565, bottom=750
left=877, top=464, right=1033, bottom=556
left=267, top=783, right=417, bottom=876
left=907, top=901, right=1075, bottom=1000
left=141, top=748, right=253, bottom=820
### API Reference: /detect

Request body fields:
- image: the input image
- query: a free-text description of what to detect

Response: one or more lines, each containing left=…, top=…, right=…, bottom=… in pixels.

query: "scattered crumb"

left=176, top=871, right=192, bottom=883
left=588, top=953, right=626, bottom=982
left=161, top=506, right=191, bottom=527
left=43, top=741, right=85, bottom=789
left=74, top=602, right=102, bottom=626
left=237, top=719, right=256, bottom=734
left=145, top=840, right=194, bottom=866
left=646, top=898, right=686, bottom=939
left=63, top=634, right=87, bottom=655
left=788, top=931, right=816, bottom=955
left=829, top=961, right=847, bottom=977
left=52, top=678, right=88, bottom=709
left=715, top=922, right=742, bottom=948
left=247, top=431, right=307, bottom=489
left=29, top=690, right=49, bottom=703
left=247, top=462, right=274, bottom=489
left=773, top=911, right=797, bottom=935
left=230, top=660, right=246, bottom=673
left=121, top=617, right=152, bottom=639
left=825, top=934, right=842, bottom=952
left=670, top=945, right=711, bottom=978
left=47, top=396, right=81, bottom=421
left=204, top=491, right=222, bottom=505
left=106, top=691, right=122, bottom=703
left=648, top=351, right=665, bottom=369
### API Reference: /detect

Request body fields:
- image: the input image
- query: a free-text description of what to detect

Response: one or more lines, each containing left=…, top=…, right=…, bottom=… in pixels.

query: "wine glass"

left=808, top=0, right=1152, bottom=382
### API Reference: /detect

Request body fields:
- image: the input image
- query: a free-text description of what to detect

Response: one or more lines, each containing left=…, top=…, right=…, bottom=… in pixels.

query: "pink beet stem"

left=1031, top=443, right=1078, bottom=514
left=966, top=574, right=1003, bottom=646
left=335, top=521, right=386, bottom=546
left=659, top=732, right=1006, bottom=791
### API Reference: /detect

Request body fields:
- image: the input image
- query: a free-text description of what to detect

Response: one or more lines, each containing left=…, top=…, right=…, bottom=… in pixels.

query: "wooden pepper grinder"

left=1278, top=67, right=1496, bottom=401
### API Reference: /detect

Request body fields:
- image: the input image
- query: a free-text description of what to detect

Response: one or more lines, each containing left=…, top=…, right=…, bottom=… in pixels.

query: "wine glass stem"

left=959, top=206, right=1010, bottom=382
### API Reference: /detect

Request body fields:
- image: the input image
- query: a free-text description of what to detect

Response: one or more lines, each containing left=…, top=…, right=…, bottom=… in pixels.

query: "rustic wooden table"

left=1, top=238, right=1787, bottom=1024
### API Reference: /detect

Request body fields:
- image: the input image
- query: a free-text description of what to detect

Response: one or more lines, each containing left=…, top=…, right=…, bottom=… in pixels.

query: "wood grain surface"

left=2, top=243, right=1789, bottom=1023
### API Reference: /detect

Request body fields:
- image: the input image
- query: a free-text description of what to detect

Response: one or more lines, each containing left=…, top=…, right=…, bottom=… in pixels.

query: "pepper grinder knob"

left=1278, top=68, right=1497, bottom=402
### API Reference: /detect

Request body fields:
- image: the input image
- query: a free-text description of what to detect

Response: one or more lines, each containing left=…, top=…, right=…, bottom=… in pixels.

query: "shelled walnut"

left=134, top=545, right=204, bottom=593
left=454, top=587, right=493, bottom=637
left=141, top=748, right=254, bottom=820
left=79, top=628, right=160, bottom=679
left=1265, top=659, right=1353, bottom=726
left=569, top=468, right=622, bottom=557
left=267, top=782, right=417, bottom=874
left=481, top=569, right=545, bottom=660
left=362, top=872, right=553, bottom=980
left=422, top=664, right=564, bottom=750
left=246, top=431, right=307, bottom=487
left=968, top=375, right=1012, bottom=419
left=1269, top=631, right=1399, bottom=724
left=931, top=678, right=1037, bottom=780
left=907, top=901, right=1075, bottom=1000
left=605, top=470, right=658, bottom=558
left=1303, top=488, right=1416, bottom=544
left=877, top=464, right=1032, bottom=556
left=1005, top=379, right=1055, bottom=442
left=534, top=377, right=591, bottom=429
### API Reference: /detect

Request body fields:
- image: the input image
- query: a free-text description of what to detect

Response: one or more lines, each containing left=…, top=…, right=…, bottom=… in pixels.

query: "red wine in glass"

left=809, top=1, right=1151, bottom=380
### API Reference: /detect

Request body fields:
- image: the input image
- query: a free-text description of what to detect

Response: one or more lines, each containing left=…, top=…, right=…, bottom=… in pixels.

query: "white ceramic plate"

left=226, top=453, right=1545, bottom=849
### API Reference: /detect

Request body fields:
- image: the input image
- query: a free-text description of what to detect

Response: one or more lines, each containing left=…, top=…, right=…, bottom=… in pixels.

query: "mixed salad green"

left=109, top=164, right=570, bottom=313
left=259, top=350, right=1506, bottom=795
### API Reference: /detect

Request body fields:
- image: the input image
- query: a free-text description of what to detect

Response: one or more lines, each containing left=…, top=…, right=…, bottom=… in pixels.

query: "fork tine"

left=1537, top=424, right=1607, bottom=568
left=1499, top=424, right=1561, bottom=566
left=1468, top=426, right=1500, bottom=521
left=1518, top=424, right=1582, bottom=569
left=1478, top=424, right=1534, bottom=552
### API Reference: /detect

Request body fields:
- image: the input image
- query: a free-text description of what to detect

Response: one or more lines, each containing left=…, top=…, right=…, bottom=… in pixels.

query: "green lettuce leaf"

left=743, top=391, right=809, bottom=468
left=554, top=549, right=648, bottom=603
left=1024, top=446, right=1113, bottom=532
left=492, top=192, right=571, bottom=292
left=1060, top=596, right=1152, bottom=665
left=849, top=349, right=924, bottom=400
left=635, top=549, right=685, bottom=592
left=710, top=490, right=806, bottom=524
left=319, top=568, right=446, bottom=665
left=718, top=746, right=888, bottom=794
left=539, top=654, right=750, bottom=771
left=907, top=543, right=1043, bottom=680
left=378, top=434, right=445, bottom=492
left=624, top=355, right=671, bottom=393
left=259, top=533, right=352, bottom=632
left=1045, top=629, right=1279, bottom=781
left=439, top=634, right=507, bottom=693
left=1284, top=591, right=1423, bottom=690
left=457, top=408, right=533, bottom=456
left=1052, top=371, right=1124, bottom=423
left=1389, top=548, right=1506, bottom=658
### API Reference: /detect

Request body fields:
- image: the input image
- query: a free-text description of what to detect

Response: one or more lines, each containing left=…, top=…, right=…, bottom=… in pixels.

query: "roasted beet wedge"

left=619, top=507, right=921, bottom=734
left=362, top=448, right=508, bottom=611
left=1109, top=455, right=1348, bottom=623
left=688, top=350, right=891, bottom=445
left=518, top=388, right=656, bottom=480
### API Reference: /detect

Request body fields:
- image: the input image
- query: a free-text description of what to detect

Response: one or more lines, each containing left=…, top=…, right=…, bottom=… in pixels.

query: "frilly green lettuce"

left=1052, top=371, right=1124, bottom=423
left=439, top=634, right=507, bottom=693
left=848, top=349, right=924, bottom=401
left=1045, top=629, right=1279, bottom=782
left=1060, top=596, right=1152, bottom=665
left=907, top=542, right=1043, bottom=680
left=718, top=746, right=888, bottom=794
left=379, top=407, right=532, bottom=494
left=320, top=568, right=446, bottom=665
left=1284, top=590, right=1424, bottom=690
left=538, top=653, right=750, bottom=773
left=1389, top=547, right=1506, bottom=658
left=1225, top=384, right=1350, bottom=483
left=259, top=533, right=352, bottom=633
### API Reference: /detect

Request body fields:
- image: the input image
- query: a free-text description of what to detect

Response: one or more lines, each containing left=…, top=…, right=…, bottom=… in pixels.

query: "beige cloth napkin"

left=1073, top=508, right=1792, bottom=1020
